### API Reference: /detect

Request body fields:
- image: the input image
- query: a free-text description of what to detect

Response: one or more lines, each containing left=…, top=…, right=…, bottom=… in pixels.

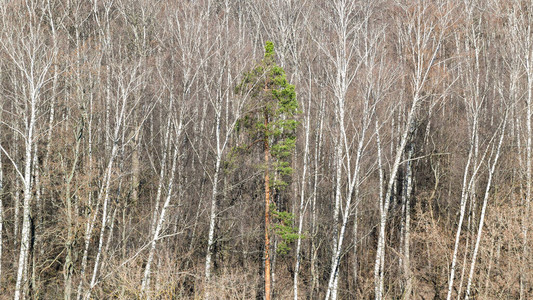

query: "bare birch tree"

left=0, top=1, right=56, bottom=298
left=375, top=2, right=452, bottom=298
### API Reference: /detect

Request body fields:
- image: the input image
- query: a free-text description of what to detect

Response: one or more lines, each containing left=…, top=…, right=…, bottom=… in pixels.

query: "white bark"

left=149, top=93, right=174, bottom=241
left=14, top=77, right=37, bottom=300
left=64, top=124, right=83, bottom=300
left=374, top=94, right=423, bottom=299
left=310, top=89, right=325, bottom=297
left=447, top=5, right=489, bottom=296
left=293, top=68, right=312, bottom=300
left=204, top=153, right=221, bottom=296
left=204, top=13, right=239, bottom=293
left=446, top=119, right=476, bottom=300
left=203, top=7, right=248, bottom=292
left=374, top=3, right=448, bottom=298
left=4, top=6, right=55, bottom=297
left=85, top=63, right=137, bottom=299
left=76, top=186, right=99, bottom=300
left=14, top=141, right=20, bottom=251
left=76, top=52, right=97, bottom=300
left=325, top=130, right=342, bottom=300
left=85, top=137, right=120, bottom=300
left=374, top=117, right=385, bottom=300
left=465, top=117, right=507, bottom=299
left=326, top=98, right=372, bottom=300
left=203, top=78, right=234, bottom=297
left=320, top=1, right=367, bottom=297
left=141, top=121, right=182, bottom=296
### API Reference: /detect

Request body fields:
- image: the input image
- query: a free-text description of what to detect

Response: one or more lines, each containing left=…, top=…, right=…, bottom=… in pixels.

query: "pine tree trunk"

left=264, top=111, right=272, bottom=300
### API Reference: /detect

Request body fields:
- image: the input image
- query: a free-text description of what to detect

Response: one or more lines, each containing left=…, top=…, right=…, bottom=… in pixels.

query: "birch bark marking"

left=325, top=91, right=373, bottom=300
left=204, top=143, right=221, bottom=297
left=446, top=114, right=486, bottom=299
left=204, top=10, right=229, bottom=294
left=447, top=3, right=492, bottom=296
left=85, top=136, right=120, bottom=300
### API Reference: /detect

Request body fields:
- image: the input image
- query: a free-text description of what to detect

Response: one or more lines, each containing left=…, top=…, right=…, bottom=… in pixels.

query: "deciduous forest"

left=0, top=0, right=532, bottom=299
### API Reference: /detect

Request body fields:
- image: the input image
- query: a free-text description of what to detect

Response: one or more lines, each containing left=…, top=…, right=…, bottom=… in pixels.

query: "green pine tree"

left=235, top=41, right=299, bottom=300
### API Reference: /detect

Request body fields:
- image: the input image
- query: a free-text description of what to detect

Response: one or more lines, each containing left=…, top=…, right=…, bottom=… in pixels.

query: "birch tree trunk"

left=465, top=115, right=507, bottom=299
left=14, top=62, right=38, bottom=300
left=203, top=29, right=244, bottom=296
left=374, top=86, right=424, bottom=300
left=85, top=133, right=120, bottom=300
left=447, top=4, right=495, bottom=296
left=141, top=120, right=182, bottom=297
left=1, top=3, right=56, bottom=297
left=293, top=67, right=312, bottom=300
left=310, top=87, right=325, bottom=298
left=204, top=148, right=221, bottom=297
left=317, top=1, right=365, bottom=297
left=374, top=3, right=449, bottom=298
left=85, top=62, right=138, bottom=299
left=374, top=116, right=386, bottom=300
left=148, top=89, right=174, bottom=245
left=76, top=2, right=110, bottom=296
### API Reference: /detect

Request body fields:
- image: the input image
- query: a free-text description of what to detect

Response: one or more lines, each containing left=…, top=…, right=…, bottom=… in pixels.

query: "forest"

left=0, top=0, right=532, bottom=299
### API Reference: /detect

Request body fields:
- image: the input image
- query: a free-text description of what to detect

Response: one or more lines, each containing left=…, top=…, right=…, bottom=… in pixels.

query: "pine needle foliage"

left=235, top=41, right=301, bottom=254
